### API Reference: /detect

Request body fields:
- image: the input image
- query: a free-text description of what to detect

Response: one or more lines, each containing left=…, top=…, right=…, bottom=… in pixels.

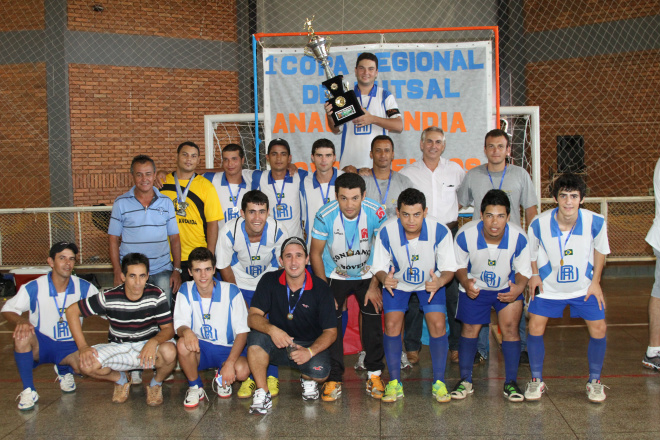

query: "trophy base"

left=327, top=90, right=364, bottom=126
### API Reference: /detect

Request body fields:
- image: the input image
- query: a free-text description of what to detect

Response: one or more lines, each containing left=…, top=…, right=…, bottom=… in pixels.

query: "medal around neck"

left=303, top=16, right=364, bottom=126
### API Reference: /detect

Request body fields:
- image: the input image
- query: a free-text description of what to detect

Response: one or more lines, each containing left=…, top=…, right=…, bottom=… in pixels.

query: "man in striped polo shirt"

left=66, top=253, right=177, bottom=406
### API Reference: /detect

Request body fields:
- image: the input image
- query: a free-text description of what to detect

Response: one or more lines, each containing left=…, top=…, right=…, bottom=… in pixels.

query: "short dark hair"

left=188, top=247, right=216, bottom=268
left=267, top=138, right=290, bottom=155
left=49, top=242, right=79, bottom=259
left=551, top=173, right=587, bottom=200
left=177, top=141, right=200, bottom=154
left=484, top=129, right=510, bottom=148
left=397, top=188, right=426, bottom=211
left=480, top=189, right=511, bottom=215
left=130, top=155, right=155, bottom=174
left=241, top=189, right=269, bottom=212
left=356, top=52, right=378, bottom=69
left=311, top=138, right=335, bottom=155
left=222, top=143, right=245, bottom=159
left=334, top=172, right=366, bottom=196
left=371, top=135, right=394, bottom=151
left=121, top=253, right=150, bottom=275
left=280, top=236, right=308, bottom=257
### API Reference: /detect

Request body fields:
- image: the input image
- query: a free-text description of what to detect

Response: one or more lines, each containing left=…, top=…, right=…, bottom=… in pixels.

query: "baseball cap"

left=280, top=237, right=308, bottom=256
left=49, top=242, right=79, bottom=258
left=267, top=138, right=291, bottom=154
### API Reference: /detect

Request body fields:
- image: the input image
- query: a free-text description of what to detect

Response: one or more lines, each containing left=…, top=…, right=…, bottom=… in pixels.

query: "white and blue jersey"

left=1, top=273, right=98, bottom=342
left=173, top=280, right=250, bottom=347
left=204, top=170, right=254, bottom=228
left=371, top=216, right=459, bottom=290
left=528, top=208, right=610, bottom=300
left=312, top=198, right=387, bottom=280
left=251, top=169, right=307, bottom=239
left=302, top=168, right=343, bottom=247
left=454, top=220, right=532, bottom=292
left=216, top=217, right=289, bottom=291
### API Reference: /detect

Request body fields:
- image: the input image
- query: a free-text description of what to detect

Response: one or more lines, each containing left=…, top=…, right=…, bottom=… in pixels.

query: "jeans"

left=149, top=270, right=173, bottom=307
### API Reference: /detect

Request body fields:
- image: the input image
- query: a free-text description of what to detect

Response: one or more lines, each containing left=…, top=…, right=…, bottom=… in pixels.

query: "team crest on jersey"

left=376, top=207, right=385, bottom=219
left=557, top=265, right=579, bottom=283
left=274, top=203, right=292, bottom=220
left=564, top=249, right=573, bottom=256
left=480, top=271, right=501, bottom=288
left=361, top=228, right=368, bottom=239
left=403, top=266, right=422, bottom=284
left=488, top=260, right=496, bottom=266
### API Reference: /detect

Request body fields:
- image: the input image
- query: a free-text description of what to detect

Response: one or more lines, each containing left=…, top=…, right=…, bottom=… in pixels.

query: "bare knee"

left=587, top=320, right=607, bottom=339
left=235, top=357, right=250, bottom=381
left=158, top=342, right=177, bottom=364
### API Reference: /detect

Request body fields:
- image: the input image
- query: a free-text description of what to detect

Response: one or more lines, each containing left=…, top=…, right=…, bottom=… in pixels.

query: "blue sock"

left=527, top=334, right=545, bottom=381
left=150, top=377, right=162, bottom=387
left=266, top=364, right=278, bottom=379
left=57, top=364, right=74, bottom=376
left=587, top=336, right=606, bottom=381
left=188, top=376, right=203, bottom=388
left=502, top=340, right=521, bottom=383
left=458, top=336, right=478, bottom=383
left=15, top=351, right=34, bottom=390
left=116, top=371, right=128, bottom=385
left=383, top=334, right=402, bottom=382
left=429, top=334, right=449, bottom=383
left=342, top=310, right=348, bottom=337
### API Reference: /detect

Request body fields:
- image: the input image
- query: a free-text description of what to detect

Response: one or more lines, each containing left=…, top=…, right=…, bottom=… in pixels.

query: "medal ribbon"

left=557, top=216, right=578, bottom=266
left=372, top=169, right=392, bottom=206
left=404, top=243, right=415, bottom=276
left=196, top=289, right=214, bottom=323
left=340, top=210, right=361, bottom=253
left=487, top=165, right=507, bottom=190
left=318, top=179, right=331, bottom=204
left=243, top=221, right=263, bottom=271
left=355, top=84, right=375, bottom=111
left=270, top=171, right=288, bottom=206
left=50, top=279, right=70, bottom=323
left=174, top=172, right=196, bottom=205
left=227, top=180, right=242, bottom=208
left=286, top=277, right=307, bottom=319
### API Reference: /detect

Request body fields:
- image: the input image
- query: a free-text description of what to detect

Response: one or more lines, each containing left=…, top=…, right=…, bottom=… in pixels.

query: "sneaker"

left=146, top=384, right=163, bottom=406
left=130, top=370, right=142, bottom=385
left=586, top=379, right=608, bottom=403
left=524, top=379, right=547, bottom=401
left=382, top=379, right=404, bottom=403
left=473, top=352, right=486, bottom=365
left=16, top=388, right=39, bottom=411
left=503, top=381, right=525, bottom=402
left=354, top=351, right=366, bottom=370
left=321, top=381, right=342, bottom=402
left=164, top=373, right=175, bottom=382
left=406, top=350, right=420, bottom=364
left=112, top=375, right=132, bottom=403
left=643, top=353, right=660, bottom=370
left=450, top=379, right=474, bottom=400
left=54, top=364, right=76, bottom=393
left=366, top=374, right=385, bottom=399
left=400, top=352, right=413, bottom=369
left=212, top=372, right=232, bottom=399
left=237, top=378, right=256, bottom=399
left=183, top=385, right=207, bottom=408
left=301, top=377, right=319, bottom=401
left=249, top=388, right=272, bottom=415
left=519, top=350, right=530, bottom=365
left=431, top=380, right=451, bottom=403
left=267, top=376, right=280, bottom=397
left=449, top=350, right=459, bottom=364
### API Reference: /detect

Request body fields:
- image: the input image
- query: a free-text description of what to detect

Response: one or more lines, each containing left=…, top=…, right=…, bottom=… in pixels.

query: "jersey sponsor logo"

left=557, top=265, right=579, bottom=283
left=564, top=249, right=573, bottom=256
left=179, top=218, right=198, bottom=225
left=488, top=259, right=496, bottom=266
left=273, top=203, right=292, bottom=220
left=375, top=207, right=385, bottom=220
left=403, top=267, right=422, bottom=284
left=334, top=228, right=344, bottom=236
left=354, top=123, right=372, bottom=135
left=312, top=365, right=324, bottom=371
left=480, top=270, right=501, bottom=288
left=338, top=263, right=367, bottom=270
left=247, top=265, right=264, bottom=277
left=361, top=228, right=368, bottom=239
left=332, top=249, right=370, bottom=261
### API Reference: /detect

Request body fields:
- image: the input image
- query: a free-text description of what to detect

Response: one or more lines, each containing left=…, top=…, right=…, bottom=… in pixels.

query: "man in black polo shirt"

left=246, top=237, right=337, bottom=415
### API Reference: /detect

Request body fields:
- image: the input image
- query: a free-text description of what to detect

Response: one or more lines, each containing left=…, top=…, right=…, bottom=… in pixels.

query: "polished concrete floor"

left=0, top=276, right=658, bottom=439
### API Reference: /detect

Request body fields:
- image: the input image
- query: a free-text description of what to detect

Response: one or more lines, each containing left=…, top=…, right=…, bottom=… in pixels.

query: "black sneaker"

left=503, top=381, right=524, bottom=402
left=643, top=353, right=660, bottom=370
left=519, top=350, right=530, bottom=365
left=473, top=352, right=486, bottom=365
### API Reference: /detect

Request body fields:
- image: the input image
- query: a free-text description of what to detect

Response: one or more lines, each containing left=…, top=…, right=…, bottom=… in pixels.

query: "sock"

left=15, top=351, right=34, bottom=390
left=458, top=336, right=478, bottom=383
left=429, top=334, right=449, bottom=383
left=188, top=376, right=203, bottom=388
left=383, top=334, right=402, bottom=382
left=588, top=336, right=606, bottom=382
left=115, top=371, right=128, bottom=385
left=150, top=377, right=162, bottom=387
left=342, top=310, right=348, bottom=337
left=266, top=364, right=278, bottom=379
left=527, top=334, right=545, bottom=381
left=502, top=340, right=521, bottom=383
left=57, top=364, right=74, bottom=376
left=646, top=346, right=660, bottom=357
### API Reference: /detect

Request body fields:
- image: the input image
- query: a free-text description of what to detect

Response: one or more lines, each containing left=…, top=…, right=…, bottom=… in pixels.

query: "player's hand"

left=269, top=327, right=294, bottom=349
left=352, top=109, right=373, bottom=127
left=497, top=282, right=520, bottom=303
left=113, top=271, right=123, bottom=288
left=219, top=360, right=237, bottom=386
left=364, top=286, right=383, bottom=313
left=324, top=102, right=333, bottom=116
left=79, top=346, right=99, bottom=370
left=287, top=163, right=298, bottom=175
left=358, top=167, right=372, bottom=177
left=182, top=328, right=200, bottom=353
left=528, top=274, right=543, bottom=301
left=290, top=346, right=313, bottom=365
left=383, top=267, right=398, bottom=296
left=12, top=319, right=35, bottom=341
left=585, top=281, right=606, bottom=310
left=170, top=270, right=182, bottom=295
left=154, top=171, right=168, bottom=189
left=464, top=278, right=480, bottom=299
left=342, top=165, right=358, bottom=174
left=138, top=339, right=159, bottom=369
left=425, top=270, right=445, bottom=299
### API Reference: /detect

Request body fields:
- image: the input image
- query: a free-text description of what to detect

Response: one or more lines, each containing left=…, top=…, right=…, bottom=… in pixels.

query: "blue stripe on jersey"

left=26, top=280, right=39, bottom=314
left=515, top=233, right=527, bottom=258
left=586, top=262, right=594, bottom=280
left=574, top=210, right=584, bottom=235
left=539, top=261, right=552, bottom=281
left=178, top=283, right=191, bottom=303
left=203, top=171, right=215, bottom=182
left=456, top=232, right=468, bottom=253
left=251, top=170, right=264, bottom=190
left=591, top=214, right=604, bottom=239
left=340, top=126, right=348, bottom=161
left=435, top=222, right=449, bottom=243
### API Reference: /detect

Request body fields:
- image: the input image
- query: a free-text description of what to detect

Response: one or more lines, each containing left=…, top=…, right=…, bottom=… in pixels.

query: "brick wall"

left=68, top=0, right=237, bottom=41
left=0, top=0, right=44, bottom=31
left=524, top=0, right=660, bottom=33
left=69, top=64, right=239, bottom=205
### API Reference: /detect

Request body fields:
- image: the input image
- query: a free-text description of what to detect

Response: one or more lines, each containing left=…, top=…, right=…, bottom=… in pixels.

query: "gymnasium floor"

left=0, top=275, right=658, bottom=439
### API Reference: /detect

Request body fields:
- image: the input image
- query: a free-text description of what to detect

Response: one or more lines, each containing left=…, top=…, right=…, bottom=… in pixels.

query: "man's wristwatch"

left=173, top=267, right=183, bottom=274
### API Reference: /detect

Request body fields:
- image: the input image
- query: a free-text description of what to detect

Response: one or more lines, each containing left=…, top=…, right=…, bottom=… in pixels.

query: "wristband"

left=308, top=347, right=314, bottom=358
left=531, top=273, right=539, bottom=277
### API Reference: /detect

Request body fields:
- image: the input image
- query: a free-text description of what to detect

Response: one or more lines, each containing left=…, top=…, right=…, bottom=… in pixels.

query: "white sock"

left=646, top=346, right=660, bottom=357
left=367, top=370, right=381, bottom=377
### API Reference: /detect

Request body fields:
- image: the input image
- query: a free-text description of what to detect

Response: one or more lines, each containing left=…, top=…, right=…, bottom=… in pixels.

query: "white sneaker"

left=524, top=379, right=547, bottom=401
left=354, top=351, right=366, bottom=370
left=16, top=387, right=39, bottom=411
left=212, top=371, right=232, bottom=399
left=249, top=388, right=272, bottom=415
left=400, top=351, right=412, bottom=369
left=586, top=379, right=608, bottom=403
left=53, top=364, right=76, bottom=393
left=130, top=370, right=142, bottom=385
left=164, top=373, right=175, bottom=382
left=183, top=385, right=207, bottom=408
left=301, top=377, right=319, bottom=401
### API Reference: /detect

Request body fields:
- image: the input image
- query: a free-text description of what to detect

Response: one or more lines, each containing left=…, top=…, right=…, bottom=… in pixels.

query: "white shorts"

left=93, top=340, right=174, bottom=371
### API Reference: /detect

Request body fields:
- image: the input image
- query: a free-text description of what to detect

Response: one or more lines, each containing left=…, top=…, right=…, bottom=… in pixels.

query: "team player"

left=174, top=247, right=250, bottom=408
left=251, top=138, right=307, bottom=239
left=2, top=242, right=99, bottom=410
left=66, top=253, right=177, bottom=406
left=525, top=173, right=610, bottom=403
left=371, top=189, right=458, bottom=403
left=216, top=189, right=288, bottom=398
left=310, top=173, right=388, bottom=402
left=451, top=189, right=532, bottom=402
left=325, top=52, right=403, bottom=169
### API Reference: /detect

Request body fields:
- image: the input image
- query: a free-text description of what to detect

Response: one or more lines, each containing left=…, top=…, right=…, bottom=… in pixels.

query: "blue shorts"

left=528, top=294, right=605, bottom=321
left=382, top=288, right=447, bottom=315
left=240, top=288, right=255, bottom=307
left=35, top=332, right=78, bottom=368
left=456, top=288, right=523, bottom=325
left=198, top=340, right=247, bottom=371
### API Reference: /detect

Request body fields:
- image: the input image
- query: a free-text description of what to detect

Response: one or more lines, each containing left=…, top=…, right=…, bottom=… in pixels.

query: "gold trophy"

left=303, top=17, right=364, bottom=126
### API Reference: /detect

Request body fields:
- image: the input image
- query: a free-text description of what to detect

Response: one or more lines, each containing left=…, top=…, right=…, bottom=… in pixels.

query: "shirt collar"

left=267, top=170, right=293, bottom=184
left=476, top=221, right=510, bottom=250
left=241, top=219, right=269, bottom=246
left=221, top=172, right=246, bottom=189
left=353, top=83, right=378, bottom=97
left=191, top=280, right=222, bottom=303
left=312, top=168, right=338, bottom=189
left=550, top=208, right=583, bottom=237
left=397, top=218, right=429, bottom=245
left=47, top=272, right=74, bottom=297
left=278, top=268, right=314, bottom=289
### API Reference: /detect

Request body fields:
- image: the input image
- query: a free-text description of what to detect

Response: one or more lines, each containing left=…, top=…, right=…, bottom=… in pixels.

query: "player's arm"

left=176, top=325, right=200, bottom=353
left=109, top=234, right=123, bottom=287
left=310, top=238, right=328, bottom=282
left=354, top=111, right=403, bottom=133
left=248, top=306, right=293, bottom=348
left=525, top=205, right=538, bottom=226
left=528, top=261, right=542, bottom=300
left=2, top=289, right=33, bottom=341
left=527, top=220, right=543, bottom=299
left=499, top=272, right=529, bottom=303
left=585, top=250, right=606, bottom=310
left=206, top=221, right=219, bottom=254
left=139, top=322, right=175, bottom=369
left=324, top=102, right=341, bottom=134
left=65, top=302, right=98, bottom=369
left=218, top=331, right=248, bottom=385
left=455, top=268, right=480, bottom=299
left=169, top=233, right=182, bottom=293
left=364, top=276, right=383, bottom=313
left=219, top=266, right=237, bottom=284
